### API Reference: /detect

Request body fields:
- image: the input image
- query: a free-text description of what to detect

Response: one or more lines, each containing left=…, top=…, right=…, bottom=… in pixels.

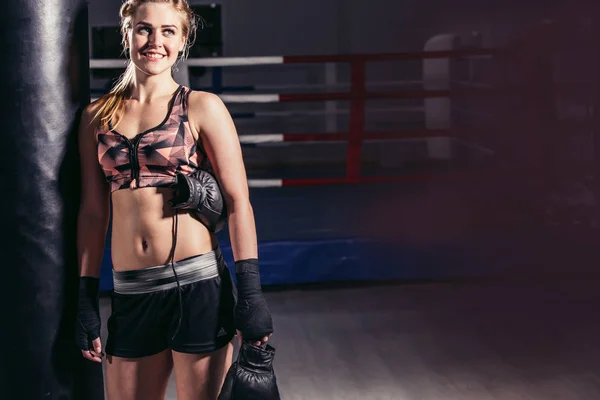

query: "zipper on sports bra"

left=132, top=138, right=141, bottom=188
left=123, top=136, right=141, bottom=189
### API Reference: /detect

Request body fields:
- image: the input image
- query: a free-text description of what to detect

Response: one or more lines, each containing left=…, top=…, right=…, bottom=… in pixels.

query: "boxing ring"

left=89, top=42, right=511, bottom=291
left=91, top=34, right=597, bottom=291
left=7, top=3, right=600, bottom=397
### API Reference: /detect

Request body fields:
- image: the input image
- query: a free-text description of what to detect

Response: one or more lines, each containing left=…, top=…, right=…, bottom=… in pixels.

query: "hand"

left=81, top=337, right=103, bottom=363
left=76, top=277, right=103, bottom=363
left=237, top=330, right=272, bottom=348
left=234, top=259, right=274, bottom=346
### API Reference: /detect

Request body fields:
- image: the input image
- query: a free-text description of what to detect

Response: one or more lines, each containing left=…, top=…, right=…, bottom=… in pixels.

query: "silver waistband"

left=112, top=248, right=223, bottom=295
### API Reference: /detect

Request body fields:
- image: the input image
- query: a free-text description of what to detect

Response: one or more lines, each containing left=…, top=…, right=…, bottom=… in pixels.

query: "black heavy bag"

left=218, top=342, right=281, bottom=400
left=0, top=0, right=104, bottom=399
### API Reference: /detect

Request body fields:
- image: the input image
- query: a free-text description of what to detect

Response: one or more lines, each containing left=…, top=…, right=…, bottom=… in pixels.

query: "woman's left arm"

left=190, top=91, right=257, bottom=261
left=189, top=91, right=273, bottom=345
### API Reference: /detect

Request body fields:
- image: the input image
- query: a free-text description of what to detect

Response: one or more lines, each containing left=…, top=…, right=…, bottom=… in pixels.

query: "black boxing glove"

left=170, top=169, right=227, bottom=233
left=234, top=259, right=274, bottom=341
left=75, top=277, right=101, bottom=352
left=218, top=342, right=281, bottom=400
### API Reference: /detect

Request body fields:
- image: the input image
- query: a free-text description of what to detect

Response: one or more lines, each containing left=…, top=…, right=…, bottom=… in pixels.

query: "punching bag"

left=0, top=1, right=105, bottom=399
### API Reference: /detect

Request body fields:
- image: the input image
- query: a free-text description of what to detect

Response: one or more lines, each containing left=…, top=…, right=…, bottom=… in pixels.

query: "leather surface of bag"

left=218, top=342, right=281, bottom=400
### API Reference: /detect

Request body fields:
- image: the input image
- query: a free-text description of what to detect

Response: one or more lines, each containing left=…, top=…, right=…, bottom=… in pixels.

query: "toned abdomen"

left=110, top=187, right=217, bottom=271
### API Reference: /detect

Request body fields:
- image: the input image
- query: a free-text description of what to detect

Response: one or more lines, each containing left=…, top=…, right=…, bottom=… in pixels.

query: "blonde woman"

left=74, top=1, right=273, bottom=399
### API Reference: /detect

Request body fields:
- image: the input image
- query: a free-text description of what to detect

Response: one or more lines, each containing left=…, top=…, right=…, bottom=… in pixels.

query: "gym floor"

left=95, top=181, right=600, bottom=399
left=100, top=276, right=600, bottom=399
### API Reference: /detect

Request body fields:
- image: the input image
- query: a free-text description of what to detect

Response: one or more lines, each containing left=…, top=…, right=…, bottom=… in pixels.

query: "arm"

left=190, top=92, right=257, bottom=261
left=190, top=92, right=273, bottom=345
left=77, top=105, right=110, bottom=278
left=76, top=104, right=110, bottom=362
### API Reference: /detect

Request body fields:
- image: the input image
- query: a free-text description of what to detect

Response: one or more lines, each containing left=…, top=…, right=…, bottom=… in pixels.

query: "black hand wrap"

left=170, top=169, right=227, bottom=233
left=234, top=259, right=274, bottom=341
left=218, top=342, right=281, bottom=400
left=75, top=277, right=101, bottom=351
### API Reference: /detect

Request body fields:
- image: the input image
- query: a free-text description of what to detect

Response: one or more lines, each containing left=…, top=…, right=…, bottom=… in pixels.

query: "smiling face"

left=126, top=2, right=187, bottom=78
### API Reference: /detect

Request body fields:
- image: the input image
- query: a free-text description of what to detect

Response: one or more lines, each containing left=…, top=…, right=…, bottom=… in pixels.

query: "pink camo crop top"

left=96, top=85, right=205, bottom=192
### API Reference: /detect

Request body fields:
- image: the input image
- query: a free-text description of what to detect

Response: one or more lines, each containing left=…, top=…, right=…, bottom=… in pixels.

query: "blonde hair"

left=94, top=0, right=199, bottom=129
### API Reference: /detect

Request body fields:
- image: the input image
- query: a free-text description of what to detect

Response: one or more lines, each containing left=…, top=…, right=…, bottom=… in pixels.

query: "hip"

left=106, top=247, right=238, bottom=357
left=112, top=247, right=227, bottom=295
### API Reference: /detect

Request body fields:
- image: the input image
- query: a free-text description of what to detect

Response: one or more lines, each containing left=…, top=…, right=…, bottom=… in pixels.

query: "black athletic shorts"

left=105, top=247, right=237, bottom=358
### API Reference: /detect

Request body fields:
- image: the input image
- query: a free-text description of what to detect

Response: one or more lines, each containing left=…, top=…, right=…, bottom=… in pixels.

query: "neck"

left=130, top=68, right=180, bottom=103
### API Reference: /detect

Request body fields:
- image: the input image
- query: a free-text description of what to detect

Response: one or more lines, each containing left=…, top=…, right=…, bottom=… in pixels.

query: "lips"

left=142, top=52, right=166, bottom=60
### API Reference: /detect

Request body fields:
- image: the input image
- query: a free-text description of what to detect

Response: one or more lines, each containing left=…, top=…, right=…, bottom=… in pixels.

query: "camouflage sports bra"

left=96, top=85, right=206, bottom=192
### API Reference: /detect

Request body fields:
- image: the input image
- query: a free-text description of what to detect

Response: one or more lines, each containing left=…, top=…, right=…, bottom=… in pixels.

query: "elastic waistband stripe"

left=113, top=249, right=222, bottom=295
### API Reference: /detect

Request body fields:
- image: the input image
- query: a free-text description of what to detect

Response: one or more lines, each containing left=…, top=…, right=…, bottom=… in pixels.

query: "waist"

left=110, top=190, right=215, bottom=270
left=113, top=247, right=224, bottom=295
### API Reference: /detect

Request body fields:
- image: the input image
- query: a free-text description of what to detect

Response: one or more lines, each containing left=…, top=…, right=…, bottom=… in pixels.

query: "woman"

left=74, top=1, right=273, bottom=399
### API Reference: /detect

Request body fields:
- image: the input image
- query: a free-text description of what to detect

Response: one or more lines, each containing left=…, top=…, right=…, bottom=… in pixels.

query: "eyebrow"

left=136, top=21, right=178, bottom=29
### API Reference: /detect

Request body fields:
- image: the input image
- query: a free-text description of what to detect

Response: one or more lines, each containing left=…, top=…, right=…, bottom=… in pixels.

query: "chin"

left=135, top=60, right=175, bottom=76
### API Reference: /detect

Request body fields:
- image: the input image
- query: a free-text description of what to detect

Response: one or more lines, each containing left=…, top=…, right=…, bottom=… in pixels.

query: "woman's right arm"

left=75, top=105, right=110, bottom=363
left=76, top=104, right=110, bottom=362
left=77, top=105, right=110, bottom=278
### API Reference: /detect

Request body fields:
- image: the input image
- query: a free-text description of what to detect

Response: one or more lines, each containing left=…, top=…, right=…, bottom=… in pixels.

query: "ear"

left=180, top=36, right=187, bottom=52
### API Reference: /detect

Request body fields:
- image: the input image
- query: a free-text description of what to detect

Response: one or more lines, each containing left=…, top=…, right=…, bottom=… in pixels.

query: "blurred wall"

left=86, top=0, right=573, bottom=174
left=89, top=0, right=566, bottom=55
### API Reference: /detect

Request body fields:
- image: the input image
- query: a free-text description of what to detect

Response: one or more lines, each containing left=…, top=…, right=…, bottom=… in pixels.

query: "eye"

left=137, top=26, right=151, bottom=34
left=163, top=29, right=175, bottom=36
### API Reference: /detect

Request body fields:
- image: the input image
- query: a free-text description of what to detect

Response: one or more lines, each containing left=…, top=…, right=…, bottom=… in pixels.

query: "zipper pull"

left=129, top=142, right=138, bottom=189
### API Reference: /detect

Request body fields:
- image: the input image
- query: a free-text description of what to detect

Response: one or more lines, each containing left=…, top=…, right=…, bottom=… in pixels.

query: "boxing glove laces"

left=218, top=342, right=281, bottom=400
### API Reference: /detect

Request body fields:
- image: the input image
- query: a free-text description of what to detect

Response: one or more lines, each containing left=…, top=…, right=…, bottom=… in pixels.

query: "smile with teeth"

left=143, top=52, right=165, bottom=59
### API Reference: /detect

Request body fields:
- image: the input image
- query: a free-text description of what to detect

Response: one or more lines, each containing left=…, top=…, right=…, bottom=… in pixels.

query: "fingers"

left=81, top=350, right=102, bottom=363
left=260, top=333, right=273, bottom=346
left=255, top=335, right=268, bottom=346
left=237, top=331, right=274, bottom=347
left=92, top=337, right=103, bottom=356
left=80, top=337, right=104, bottom=363
left=236, top=330, right=261, bottom=347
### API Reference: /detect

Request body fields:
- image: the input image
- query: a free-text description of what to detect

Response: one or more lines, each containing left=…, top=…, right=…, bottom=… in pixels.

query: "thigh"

left=105, top=349, right=174, bottom=400
left=172, top=342, right=234, bottom=400
left=168, top=264, right=237, bottom=354
left=106, top=290, right=174, bottom=358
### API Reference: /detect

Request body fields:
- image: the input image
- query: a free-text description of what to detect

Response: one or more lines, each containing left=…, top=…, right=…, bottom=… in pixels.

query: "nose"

left=148, top=31, right=163, bottom=48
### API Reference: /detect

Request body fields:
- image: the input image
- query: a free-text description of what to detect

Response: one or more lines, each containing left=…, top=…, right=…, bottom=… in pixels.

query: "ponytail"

left=93, top=61, right=136, bottom=130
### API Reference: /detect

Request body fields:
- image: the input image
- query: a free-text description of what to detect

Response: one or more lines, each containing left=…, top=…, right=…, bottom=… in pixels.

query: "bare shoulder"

left=186, top=90, right=236, bottom=142
left=187, top=90, right=229, bottom=117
